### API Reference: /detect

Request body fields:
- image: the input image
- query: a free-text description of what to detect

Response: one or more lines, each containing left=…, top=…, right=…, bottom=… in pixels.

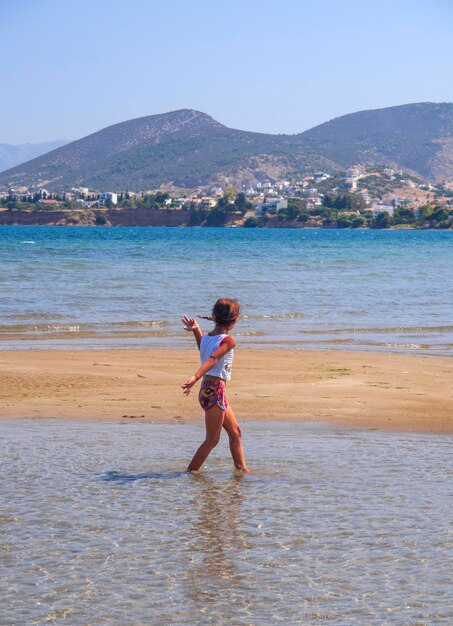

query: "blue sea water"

left=0, top=226, right=452, bottom=354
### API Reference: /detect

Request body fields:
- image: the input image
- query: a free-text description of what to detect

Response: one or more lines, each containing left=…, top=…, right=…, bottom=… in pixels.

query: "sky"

left=1, top=0, right=453, bottom=143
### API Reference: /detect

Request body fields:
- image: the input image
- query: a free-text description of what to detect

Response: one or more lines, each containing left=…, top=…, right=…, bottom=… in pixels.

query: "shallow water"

left=1, top=226, right=453, bottom=354
left=1, top=420, right=451, bottom=625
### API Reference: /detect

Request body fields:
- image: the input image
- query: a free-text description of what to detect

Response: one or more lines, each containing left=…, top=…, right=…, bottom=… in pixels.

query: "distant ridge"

left=0, top=139, right=69, bottom=174
left=1, top=103, right=452, bottom=191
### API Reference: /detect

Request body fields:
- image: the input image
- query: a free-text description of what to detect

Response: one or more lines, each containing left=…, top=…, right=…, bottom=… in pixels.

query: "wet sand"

left=1, top=349, right=452, bottom=433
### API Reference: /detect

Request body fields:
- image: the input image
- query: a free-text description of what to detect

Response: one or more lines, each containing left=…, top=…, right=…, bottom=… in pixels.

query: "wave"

left=0, top=324, right=84, bottom=334
left=242, top=313, right=305, bottom=320
left=0, top=320, right=170, bottom=339
left=110, top=320, right=169, bottom=328
left=298, top=325, right=453, bottom=335
left=5, top=313, right=67, bottom=321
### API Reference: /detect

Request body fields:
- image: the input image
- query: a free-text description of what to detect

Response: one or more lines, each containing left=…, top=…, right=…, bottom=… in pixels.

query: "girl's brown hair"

left=211, top=298, right=240, bottom=326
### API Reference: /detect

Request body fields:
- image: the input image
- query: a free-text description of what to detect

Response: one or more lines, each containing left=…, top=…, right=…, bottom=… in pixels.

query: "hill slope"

left=1, top=103, right=452, bottom=191
left=300, top=102, right=453, bottom=181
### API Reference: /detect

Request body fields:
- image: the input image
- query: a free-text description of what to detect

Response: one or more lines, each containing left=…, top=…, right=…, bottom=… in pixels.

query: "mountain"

left=1, top=103, right=452, bottom=191
left=0, top=109, right=326, bottom=191
left=0, top=140, right=69, bottom=173
left=301, top=102, right=453, bottom=181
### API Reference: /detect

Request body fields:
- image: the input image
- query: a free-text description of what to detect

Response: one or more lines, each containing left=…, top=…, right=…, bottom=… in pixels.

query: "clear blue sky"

left=2, top=0, right=453, bottom=143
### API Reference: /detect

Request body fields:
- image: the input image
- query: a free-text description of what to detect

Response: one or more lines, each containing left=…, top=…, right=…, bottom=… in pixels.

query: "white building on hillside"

left=257, top=198, right=288, bottom=214
left=371, top=203, right=394, bottom=217
left=98, top=192, right=118, bottom=206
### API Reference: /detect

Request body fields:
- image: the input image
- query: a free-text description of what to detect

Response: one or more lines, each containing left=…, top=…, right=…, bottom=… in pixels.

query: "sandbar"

left=1, top=349, right=452, bottom=433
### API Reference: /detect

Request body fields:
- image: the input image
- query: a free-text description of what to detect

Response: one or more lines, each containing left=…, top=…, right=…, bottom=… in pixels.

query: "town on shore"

left=1, top=164, right=452, bottom=229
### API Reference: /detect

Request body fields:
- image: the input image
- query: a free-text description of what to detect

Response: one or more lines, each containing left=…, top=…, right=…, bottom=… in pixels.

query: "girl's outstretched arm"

left=181, top=315, right=203, bottom=349
left=182, top=336, right=236, bottom=395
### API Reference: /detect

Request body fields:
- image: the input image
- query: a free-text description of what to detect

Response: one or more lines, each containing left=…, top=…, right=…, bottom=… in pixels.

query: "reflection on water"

left=185, top=473, right=250, bottom=615
left=0, top=420, right=452, bottom=625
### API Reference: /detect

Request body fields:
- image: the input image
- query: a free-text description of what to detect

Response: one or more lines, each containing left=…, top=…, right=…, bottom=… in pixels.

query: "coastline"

left=0, top=212, right=450, bottom=229
left=1, top=348, right=452, bottom=433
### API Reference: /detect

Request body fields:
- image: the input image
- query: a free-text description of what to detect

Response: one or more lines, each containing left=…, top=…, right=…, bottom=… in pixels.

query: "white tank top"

left=200, top=333, right=234, bottom=380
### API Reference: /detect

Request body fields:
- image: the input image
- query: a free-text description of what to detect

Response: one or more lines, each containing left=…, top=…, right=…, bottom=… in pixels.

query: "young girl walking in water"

left=181, top=298, right=249, bottom=472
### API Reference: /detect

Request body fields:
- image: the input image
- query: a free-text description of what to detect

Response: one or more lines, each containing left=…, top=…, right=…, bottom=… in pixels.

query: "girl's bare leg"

left=187, top=406, right=225, bottom=472
left=222, top=404, right=249, bottom=472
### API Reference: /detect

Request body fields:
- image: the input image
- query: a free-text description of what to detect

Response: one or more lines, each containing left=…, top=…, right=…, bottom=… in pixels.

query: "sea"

left=1, top=420, right=451, bottom=625
left=0, top=225, right=452, bottom=355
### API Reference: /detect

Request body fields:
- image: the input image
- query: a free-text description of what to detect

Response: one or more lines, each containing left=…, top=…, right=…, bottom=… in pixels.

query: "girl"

left=181, top=298, right=249, bottom=472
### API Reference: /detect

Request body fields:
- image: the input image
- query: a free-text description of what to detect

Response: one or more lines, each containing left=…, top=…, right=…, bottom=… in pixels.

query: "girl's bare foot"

left=234, top=464, right=250, bottom=472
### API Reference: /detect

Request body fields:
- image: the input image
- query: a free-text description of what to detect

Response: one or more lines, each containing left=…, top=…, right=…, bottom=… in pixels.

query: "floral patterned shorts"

left=198, top=378, right=228, bottom=411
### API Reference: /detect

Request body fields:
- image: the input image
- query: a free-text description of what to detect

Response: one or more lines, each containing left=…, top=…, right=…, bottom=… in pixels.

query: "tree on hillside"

left=323, top=192, right=364, bottom=211
left=206, top=190, right=252, bottom=224
left=204, top=207, right=228, bottom=227
left=137, top=193, right=164, bottom=209
left=286, top=198, right=304, bottom=220
left=322, top=192, right=336, bottom=208
left=428, top=207, right=451, bottom=227
left=243, top=216, right=257, bottom=228
left=224, top=187, right=237, bottom=203
left=336, top=215, right=353, bottom=228
left=351, top=216, right=366, bottom=228
left=216, top=194, right=231, bottom=210
left=189, top=204, right=207, bottom=226
left=393, top=207, right=416, bottom=224
left=95, top=213, right=107, bottom=225
left=416, top=204, right=433, bottom=224
left=336, top=193, right=364, bottom=210
left=234, top=192, right=252, bottom=214
left=311, top=206, right=337, bottom=222
left=372, top=211, right=391, bottom=228
left=154, top=192, right=170, bottom=206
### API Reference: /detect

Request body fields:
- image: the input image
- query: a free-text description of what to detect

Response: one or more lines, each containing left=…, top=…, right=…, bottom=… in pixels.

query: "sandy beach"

left=1, top=348, right=452, bottom=433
